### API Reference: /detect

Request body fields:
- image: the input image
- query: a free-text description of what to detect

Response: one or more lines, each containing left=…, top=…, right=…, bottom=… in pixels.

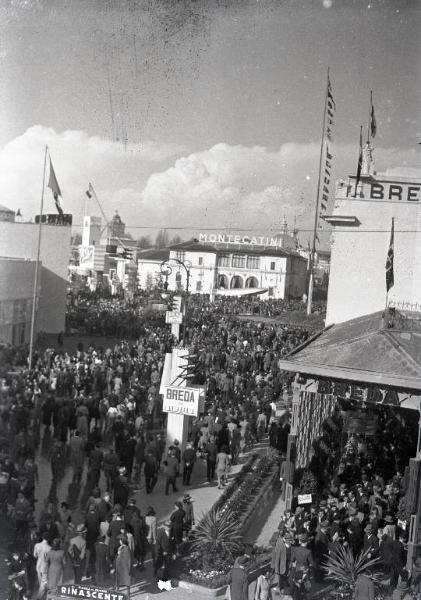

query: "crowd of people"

left=1, top=289, right=418, bottom=600
left=266, top=405, right=419, bottom=600
left=0, top=292, right=308, bottom=599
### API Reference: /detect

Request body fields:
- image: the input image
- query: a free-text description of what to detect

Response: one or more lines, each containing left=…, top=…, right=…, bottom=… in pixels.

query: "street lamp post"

left=160, top=258, right=191, bottom=346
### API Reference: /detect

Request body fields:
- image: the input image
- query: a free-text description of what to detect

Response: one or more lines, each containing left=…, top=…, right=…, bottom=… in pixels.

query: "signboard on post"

left=298, top=493, right=313, bottom=505
left=163, top=385, right=205, bottom=416
left=166, top=311, right=183, bottom=324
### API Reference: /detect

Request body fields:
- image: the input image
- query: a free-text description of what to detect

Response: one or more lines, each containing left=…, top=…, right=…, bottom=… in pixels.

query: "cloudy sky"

left=0, top=0, right=420, bottom=247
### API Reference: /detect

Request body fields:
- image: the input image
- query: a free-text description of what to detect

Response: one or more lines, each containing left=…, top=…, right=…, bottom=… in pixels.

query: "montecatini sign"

left=199, top=232, right=283, bottom=247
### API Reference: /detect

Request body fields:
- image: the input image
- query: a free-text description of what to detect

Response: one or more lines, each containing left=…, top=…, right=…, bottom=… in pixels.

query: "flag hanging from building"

left=386, top=217, right=394, bottom=292
left=47, top=157, right=63, bottom=215
left=319, top=75, right=336, bottom=220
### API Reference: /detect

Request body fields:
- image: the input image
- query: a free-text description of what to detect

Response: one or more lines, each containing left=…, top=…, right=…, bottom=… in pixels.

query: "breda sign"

left=162, top=385, right=205, bottom=416
left=369, top=182, right=421, bottom=202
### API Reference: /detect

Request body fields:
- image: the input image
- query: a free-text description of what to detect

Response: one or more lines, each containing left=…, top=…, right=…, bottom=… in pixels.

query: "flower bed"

left=176, top=449, right=280, bottom=589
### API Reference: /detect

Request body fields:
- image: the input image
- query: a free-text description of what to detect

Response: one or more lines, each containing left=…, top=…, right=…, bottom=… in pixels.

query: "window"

left=198, top=256, right=203, bottom=266
left=270, top=261, right=276, bottom=271
left=246, top=256, right=260, bottom=270
left=218, top=254, right=230, bottom=267
left=196, top=281, right=202, bottom=291
left=232, top=254, right=245, bottom=268
left=268, top=287, right=274, bottom=297
left=176, top=250, right=186, bottom=262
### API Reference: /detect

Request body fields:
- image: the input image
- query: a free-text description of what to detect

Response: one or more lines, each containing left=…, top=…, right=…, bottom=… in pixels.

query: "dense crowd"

left=0, top=293, right=307, bottom=599
left=1, top=291, right=418, bottom=600
left=266, top=405, right=419, bottom=600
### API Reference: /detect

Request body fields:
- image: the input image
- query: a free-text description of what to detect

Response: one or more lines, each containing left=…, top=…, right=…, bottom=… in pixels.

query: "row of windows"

left=175, top=251, right=277, bottom=271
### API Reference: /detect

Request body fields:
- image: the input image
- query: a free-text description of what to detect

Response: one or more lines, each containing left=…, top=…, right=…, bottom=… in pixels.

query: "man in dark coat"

left=271, top=529, right=293, bottom=592
left=363, top=524, right=379, bottom=559
left=155, top=522, right=173, bottom=580
left=230, top=555, right=249, bottom=600
left=164, top=451, right=179, bottom=495
left=182, top=442, right=196, bottom=486
left=144, top=450, right=158, bottom=494
left=205, top=436, right=218, bottom=482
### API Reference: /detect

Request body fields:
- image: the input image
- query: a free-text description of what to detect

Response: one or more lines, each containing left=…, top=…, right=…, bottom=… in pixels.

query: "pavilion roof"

left=277, top=309, right=421, bottom=391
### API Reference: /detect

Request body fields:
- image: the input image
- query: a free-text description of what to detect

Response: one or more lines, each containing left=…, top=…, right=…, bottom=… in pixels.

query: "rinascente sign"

left=199, top=232, right=283, bottom=247
left=57, top=585, right=127, bottom=600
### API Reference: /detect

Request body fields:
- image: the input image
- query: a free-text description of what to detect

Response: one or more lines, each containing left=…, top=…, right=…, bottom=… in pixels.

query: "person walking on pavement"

left=145, top=506, right=157, bottom=571
left=216, top=445, right=230, bottom=489
left=164, top=450, right=179, bottom=495
left=271, top=529, right=293, bottom=592
left=182, top=441, right=196, bottom=486
left=33, top=532, right=51, bottom=599
left=69, top=431, right=85, bottom=485
left=169, top=501, right=185, bottom=552
left=155, top=521, right=173, bottom=581
left=115, top=535, right=131, bottom=589
left=182, top=494, right=195, bottom=539
left=46, top=538, right=65, bottom=593
left=68, top=525, right=88, bottom=584
left=205, top=435, right=217, bottom=482
left=144, top=450, right=158, bottom=494
left=94, top=535, right=109, bottom=586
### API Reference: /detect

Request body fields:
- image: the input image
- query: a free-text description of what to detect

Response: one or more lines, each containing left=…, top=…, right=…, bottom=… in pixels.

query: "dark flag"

left=86, top=183, right=93, bottom=199
left=355, top=126, right=363, bottom=193
left=370, top=103, right=377, bottom=138
left=47, top=157, right=63, bottom=215
left=386, top=218, right=394, bottom=292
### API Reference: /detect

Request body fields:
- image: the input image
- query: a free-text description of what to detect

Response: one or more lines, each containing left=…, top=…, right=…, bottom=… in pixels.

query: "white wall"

left=137, top=260, right=162, bottom=289
left=0, top=221, right=71, bottom=333
left=326, top=174, right=421, bottom=325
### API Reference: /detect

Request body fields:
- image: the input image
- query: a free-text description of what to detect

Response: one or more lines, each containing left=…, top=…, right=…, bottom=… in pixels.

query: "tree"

left=155, top=229, right=169, bottom=248
left=136, top=235, right=152, bottom=249
left=71, top=232, right=82, bottom=245
left=169, top=234, right=183, bottom=245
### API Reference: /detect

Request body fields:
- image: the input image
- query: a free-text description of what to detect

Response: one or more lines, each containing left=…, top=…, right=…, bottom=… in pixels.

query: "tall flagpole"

left=28, top=145, right=48, bottom=370
left=307, top=68, right=330, bottom=316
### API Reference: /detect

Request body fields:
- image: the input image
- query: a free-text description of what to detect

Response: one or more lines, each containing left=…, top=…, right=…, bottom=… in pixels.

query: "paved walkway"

left=39, top=438, right=271, bottom=600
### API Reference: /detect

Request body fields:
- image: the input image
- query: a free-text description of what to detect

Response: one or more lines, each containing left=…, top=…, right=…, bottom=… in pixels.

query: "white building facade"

left=325, top=157, right=421, bottom=325
left=137, top=238, right=307, bottom=300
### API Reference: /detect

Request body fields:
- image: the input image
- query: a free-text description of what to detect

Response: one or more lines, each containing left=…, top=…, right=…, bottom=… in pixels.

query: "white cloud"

left=0, top=125, right=184, bottom=223
left=1, top=127, right=420, bottom=246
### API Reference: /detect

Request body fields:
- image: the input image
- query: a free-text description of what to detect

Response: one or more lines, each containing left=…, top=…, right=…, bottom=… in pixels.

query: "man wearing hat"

left=68, top=524, right=87, bottom=583
left=182, top=494, right=195, bottom=538
left=291, top=533, right=314, bottom=570
left=113, top=466, right=129, bottom=508
left=155, top=521, right=173, bottom=581
left=182, top=441, right=196, bottom=486
left=271, top=528, right=294, bottom=592
left=229, top=553, right=249, bottom=600
left=363, top=524, right=379, bottom=559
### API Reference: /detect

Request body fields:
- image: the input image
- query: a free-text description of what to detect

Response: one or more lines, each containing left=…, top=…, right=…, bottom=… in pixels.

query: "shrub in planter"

left=322, top=546, right=382, bottom=592
left=190, top=505, right=242, bottom=568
